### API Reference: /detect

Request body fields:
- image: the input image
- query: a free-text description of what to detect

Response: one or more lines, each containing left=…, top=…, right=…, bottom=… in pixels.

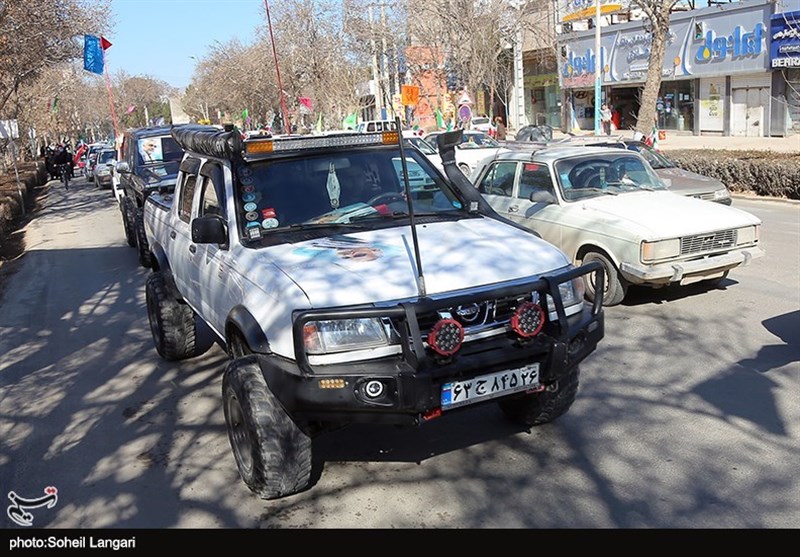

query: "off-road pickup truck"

left=115, top=125, right=184, bottom=267
left=142, top=123, right=605, bottom=500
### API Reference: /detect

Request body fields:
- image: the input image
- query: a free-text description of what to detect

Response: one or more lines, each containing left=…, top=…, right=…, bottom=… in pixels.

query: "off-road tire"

left=458, top=163, right=471, bottom=176
left=498, top=365, right=581, bottom=427
left=145, top=271, right=196, bottom=361
left=135, top=209, right=153, bottom=268
left=222, top=357, right=312, bottom=500
left=582, top=250, right=627, bottom=306
left=121, top=198, right=136, bottom=247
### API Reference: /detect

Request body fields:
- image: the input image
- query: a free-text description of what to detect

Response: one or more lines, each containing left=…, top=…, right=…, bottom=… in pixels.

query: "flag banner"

left=101, top=36, right=112, bottom=50
left=83, top=35, right=104, bottom=75
left=126, top=105, right=136, bottom=114
left=49, top=97, right=59, bottom=113
left=342, top=112, right=357, bottom=129
left=435, top=109, right=444, bottom=130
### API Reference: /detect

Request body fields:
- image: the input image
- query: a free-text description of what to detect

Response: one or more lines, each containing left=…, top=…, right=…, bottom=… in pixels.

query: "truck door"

left=194, top=162, right=240, bottom=335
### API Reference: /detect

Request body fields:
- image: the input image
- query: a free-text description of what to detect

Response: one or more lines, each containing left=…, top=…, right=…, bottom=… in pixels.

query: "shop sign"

left=695, top=23, right=765, bottom=63
left=770, top=10, right=800, bottom=68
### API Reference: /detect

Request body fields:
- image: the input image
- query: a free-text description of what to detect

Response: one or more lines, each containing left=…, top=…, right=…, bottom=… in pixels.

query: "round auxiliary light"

left=427, top=318, right=464, bottom=357
left=511, top=302, right=545, bottom=338
left=364, top=380, right=385, bottom=399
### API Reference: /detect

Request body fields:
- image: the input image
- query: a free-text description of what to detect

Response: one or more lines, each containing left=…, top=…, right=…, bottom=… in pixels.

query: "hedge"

left=667, top=150, right=800, bottom=200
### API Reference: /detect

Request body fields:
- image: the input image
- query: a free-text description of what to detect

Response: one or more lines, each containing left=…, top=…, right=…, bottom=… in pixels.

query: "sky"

left=104, top=0, right=268, bottom=90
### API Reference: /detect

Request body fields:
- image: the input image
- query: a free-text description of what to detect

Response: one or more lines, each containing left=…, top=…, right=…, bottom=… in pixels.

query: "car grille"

left=692, top=192, right=717, bottom=201
left=681, top=229, right=737, bottom=255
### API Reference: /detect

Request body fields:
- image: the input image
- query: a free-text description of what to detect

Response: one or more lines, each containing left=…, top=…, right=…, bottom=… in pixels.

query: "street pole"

left=594, top=0, right=602, bottom=135
left=369, top=5, right=382, bottom=120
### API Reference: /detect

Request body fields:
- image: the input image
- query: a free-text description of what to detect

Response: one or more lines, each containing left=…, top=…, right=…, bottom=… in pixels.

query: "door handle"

left=169, top=230, right=176, bottom=239
left=509, top=205, right=519, bottom=213
left=189, top=245, right=196, bottom=254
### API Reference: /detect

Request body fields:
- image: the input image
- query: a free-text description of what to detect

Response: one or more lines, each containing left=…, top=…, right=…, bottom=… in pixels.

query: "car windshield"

left=98, top=150, right=115, bottom=164
left=234, top=146, right=465, bottom=239
left=555, top=153, right=667, bottom=201
left=459, top=133, right=499, bottom=149
left=405, top=136, right=437, bottom=155
left=472, top=118, right=490, bottom=126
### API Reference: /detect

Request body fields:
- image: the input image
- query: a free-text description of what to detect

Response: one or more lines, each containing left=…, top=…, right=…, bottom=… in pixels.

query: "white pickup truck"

left=141, top=124, right=605, bottom=500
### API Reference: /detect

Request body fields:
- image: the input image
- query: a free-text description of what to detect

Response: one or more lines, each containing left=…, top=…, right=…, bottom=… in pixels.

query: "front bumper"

left=96, top=174, right=113, bottom=188
left=255, top=263, right=605, bottom=426
left=619, top=246, right=764, bottom=286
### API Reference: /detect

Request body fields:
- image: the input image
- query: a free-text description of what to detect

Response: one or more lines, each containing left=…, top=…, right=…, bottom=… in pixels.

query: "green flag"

left=315, top=113, right=323, bottom=133
left=435, top=109, right=444, bottom=130
left=242, top=108, right=249, bottom=120
left=343, top=111, right=358, bottom=130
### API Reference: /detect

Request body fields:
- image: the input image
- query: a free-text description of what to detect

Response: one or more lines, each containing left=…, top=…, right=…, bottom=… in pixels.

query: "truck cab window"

left=179, top=174, right=197, bottom=223
left=200, top=178, right=223, bottom=218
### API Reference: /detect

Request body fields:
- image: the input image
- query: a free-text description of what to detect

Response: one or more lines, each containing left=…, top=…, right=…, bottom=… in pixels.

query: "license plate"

left=441, top=363, right=541, bottom=410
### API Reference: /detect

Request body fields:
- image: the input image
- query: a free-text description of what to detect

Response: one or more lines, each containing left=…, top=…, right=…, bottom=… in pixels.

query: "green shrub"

left=668, top=150, right=800, bottom=200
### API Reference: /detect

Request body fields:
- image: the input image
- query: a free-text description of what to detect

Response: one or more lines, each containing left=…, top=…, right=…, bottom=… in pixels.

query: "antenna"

left=395, top=116, right=426, bottom=297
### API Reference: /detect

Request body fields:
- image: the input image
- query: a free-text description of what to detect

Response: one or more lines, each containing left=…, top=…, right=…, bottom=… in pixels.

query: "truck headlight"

left=547, top=277, right=585, bottom=318
left=303, top=318, right=392, bottom=354
left=713, top=188, right=730, bottom=200
left=642, top=239, right=680, bottom=262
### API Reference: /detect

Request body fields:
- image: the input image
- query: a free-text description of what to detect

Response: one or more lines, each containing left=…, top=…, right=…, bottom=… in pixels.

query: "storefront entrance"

left=607, top=87, right=640, bottom=131
left=658, top=80, right=695, bottom=132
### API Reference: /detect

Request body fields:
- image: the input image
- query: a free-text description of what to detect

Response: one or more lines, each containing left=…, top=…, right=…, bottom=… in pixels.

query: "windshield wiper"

left=289, top=222, right=368, bottom=230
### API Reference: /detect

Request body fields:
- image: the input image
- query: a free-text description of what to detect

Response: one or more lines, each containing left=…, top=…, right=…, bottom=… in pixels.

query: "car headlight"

left=642, top=239, right=680, bottom=262
left=713, top=188, right=730, bottom=200
left=736, top=224, right=759, bottom=246
left=303, top=318, right=392, bottom=354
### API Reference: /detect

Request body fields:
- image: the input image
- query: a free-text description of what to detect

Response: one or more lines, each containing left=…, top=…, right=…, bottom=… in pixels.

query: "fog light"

left=364, top=380, right=385, bottom=398
left=427, top=318, right=464, bottom=356
left=511, top=302, right=545, bottom=338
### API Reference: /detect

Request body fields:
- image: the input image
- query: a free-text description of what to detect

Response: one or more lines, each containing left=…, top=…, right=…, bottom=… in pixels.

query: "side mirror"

left=191, top=214, right=228, bottom=247
left=529, top=190, right=556, bottom=204
left=115, top=161, right=130, bottom=173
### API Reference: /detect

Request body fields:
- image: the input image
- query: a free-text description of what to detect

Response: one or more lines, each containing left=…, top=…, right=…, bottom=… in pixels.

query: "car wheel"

left=222, top=357, right=313, bottom=500
left=582, top=251, right=627, bottom=306
left=135, top=209, right=153, bottom=268
left=498, top=365, right=580, bottom=427
left=121, top=198, right=136, bottom=247
left=145, top=271, right=197, bottom=361
left=458, top=163, right=471, bottom=176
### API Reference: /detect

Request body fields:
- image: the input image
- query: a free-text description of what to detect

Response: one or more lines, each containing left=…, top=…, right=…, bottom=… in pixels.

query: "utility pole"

left=369, top=5, right=383, bottom=120
left=594, top=0, right=602, bottom=135
left=380, top=3, right=392, bottom=118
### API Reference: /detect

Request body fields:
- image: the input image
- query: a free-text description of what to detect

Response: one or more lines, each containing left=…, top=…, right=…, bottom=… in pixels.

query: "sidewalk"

left=541, top=129, right=800, bottom=154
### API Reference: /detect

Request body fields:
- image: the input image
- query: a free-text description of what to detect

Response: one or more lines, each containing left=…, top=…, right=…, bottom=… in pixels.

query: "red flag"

left=101, top=36, right=112, bottom=50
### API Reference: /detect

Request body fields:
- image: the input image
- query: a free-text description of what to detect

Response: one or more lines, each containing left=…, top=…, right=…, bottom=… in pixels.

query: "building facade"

left=555, top=0, right=794, bottom=136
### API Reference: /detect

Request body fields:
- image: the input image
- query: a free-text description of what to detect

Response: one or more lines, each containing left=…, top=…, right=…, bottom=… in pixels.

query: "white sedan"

left=423, top=130, right=509, bottom=176
left=471, top=145, right=764, bottom=306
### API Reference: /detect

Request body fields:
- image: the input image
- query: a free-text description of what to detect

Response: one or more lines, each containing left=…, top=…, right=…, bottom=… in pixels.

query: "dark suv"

left=115, top=126, right=184, bottom=266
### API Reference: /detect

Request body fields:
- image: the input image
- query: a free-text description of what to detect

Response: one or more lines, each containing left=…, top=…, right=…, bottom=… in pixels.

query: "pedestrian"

left=600, top=103, right=612, bottom=136
left=494, top=116, right=506, bottom=141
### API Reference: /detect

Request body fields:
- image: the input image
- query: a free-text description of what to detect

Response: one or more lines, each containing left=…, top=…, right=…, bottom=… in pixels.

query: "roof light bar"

left=244, top=132, right=398, bottom=155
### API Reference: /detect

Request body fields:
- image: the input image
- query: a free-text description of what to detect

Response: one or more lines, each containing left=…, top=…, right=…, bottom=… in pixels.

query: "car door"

left=475, top=160, right=518, bottom=215
left=505, top=161, right=563, bottom=249
left=169, top=167, right=202, bottom=311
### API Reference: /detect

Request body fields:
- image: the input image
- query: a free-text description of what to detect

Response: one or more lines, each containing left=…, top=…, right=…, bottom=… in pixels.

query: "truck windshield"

left=234, top=147, right=465, bottom=239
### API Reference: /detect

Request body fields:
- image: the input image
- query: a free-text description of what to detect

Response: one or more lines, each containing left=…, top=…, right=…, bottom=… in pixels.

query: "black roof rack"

left=171, top=124, right=244, bottom=159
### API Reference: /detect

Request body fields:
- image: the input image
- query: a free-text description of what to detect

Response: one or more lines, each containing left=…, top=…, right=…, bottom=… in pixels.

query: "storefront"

left=769, top=9, right=800, bottom=136
left=524, top=74, right=561, bottom=128
left=557, top=0, right=774, bottom=136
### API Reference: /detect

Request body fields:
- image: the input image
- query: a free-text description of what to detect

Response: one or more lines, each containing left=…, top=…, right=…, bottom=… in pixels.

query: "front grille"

left=693, top=192, right=716, bottom=201
left=416, top=292, right=541, bottom=338
left=681, top=229, right=737, bottom=255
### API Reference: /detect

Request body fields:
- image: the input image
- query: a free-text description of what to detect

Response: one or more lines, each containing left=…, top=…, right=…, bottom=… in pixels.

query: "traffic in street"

left=0, top=174, right=797, bottom=528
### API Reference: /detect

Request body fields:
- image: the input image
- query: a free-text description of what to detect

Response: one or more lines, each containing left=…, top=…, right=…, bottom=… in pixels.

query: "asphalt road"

left=0, top=176, right=798, bottom=530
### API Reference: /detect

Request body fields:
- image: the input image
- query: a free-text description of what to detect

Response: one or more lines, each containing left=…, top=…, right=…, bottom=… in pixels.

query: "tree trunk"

left=636, top=24, right=668, bottom=137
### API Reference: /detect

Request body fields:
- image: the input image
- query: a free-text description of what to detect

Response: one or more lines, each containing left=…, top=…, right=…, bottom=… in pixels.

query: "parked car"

left=556, top=135, right=732, bottom=205
left=423, top=130, right=509, bottom=176
left=355, top=119, right=399, bottom=133
left=469, top=115, right=495, bottom=135
left=92, top=148, right=117, bottom=190
left=402, top=130, right=443, bottom=173
left=84, top=142, right=112, bottom=182
left=471, top=145, right=764, bottom=306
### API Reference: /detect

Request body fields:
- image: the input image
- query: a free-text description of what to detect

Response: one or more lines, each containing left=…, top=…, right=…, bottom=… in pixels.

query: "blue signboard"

left=770, top=10, right=800, bottom=68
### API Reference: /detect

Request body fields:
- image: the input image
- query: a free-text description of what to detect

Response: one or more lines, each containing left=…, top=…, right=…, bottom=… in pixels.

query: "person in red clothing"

left=611, top=107, right=621, bottom=132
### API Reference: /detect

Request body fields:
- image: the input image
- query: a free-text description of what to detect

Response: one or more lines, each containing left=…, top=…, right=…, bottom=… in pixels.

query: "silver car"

left=553, top=136, right=732, bottom=205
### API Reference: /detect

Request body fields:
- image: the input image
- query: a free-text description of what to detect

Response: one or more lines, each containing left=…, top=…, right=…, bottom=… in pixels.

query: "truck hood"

left=579, top=191, right=760, bottom=238
left=262, top=218, right=570, bottom=308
